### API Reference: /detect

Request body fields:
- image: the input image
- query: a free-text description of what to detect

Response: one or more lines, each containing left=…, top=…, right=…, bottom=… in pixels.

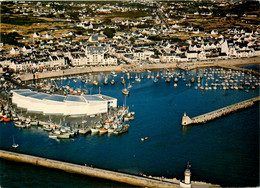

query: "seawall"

left=0, top=150, right=179, bottom=188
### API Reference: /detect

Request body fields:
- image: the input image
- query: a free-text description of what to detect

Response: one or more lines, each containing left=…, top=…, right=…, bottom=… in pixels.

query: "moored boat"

left=57, top=133, right=70, bottom=139
left=98, top=128, right=108, bottom=135
left=49, top=133, right=58, bottom=139
left=122, top=88, right=129, bottom=96
left=113, top=124, right=129, bottom=135
left=110, top=79, right=115, bottom=85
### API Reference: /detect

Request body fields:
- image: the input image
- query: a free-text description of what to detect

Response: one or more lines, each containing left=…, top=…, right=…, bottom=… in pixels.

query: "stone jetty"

left=182, top=96, right=260, bottom=126
left=0, top=150, right=220, bottom=187
left=0, top=150, right=179, bottom=188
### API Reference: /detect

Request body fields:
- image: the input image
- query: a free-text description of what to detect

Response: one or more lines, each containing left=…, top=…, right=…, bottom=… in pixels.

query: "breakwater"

left=0, top=150, right=179, bottom=188
left=182, top=96, right=260, bottom=126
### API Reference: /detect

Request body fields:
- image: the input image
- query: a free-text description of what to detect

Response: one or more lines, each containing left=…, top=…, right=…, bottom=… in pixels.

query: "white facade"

left=12, top=89, right=117, bottom=116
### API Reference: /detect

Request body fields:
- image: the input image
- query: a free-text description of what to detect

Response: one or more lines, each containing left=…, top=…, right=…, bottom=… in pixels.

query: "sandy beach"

left=19, top=56, right=260, bottom=81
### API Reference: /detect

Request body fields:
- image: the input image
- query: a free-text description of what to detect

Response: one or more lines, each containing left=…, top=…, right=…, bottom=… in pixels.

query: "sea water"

left=0, top=67, right=259, bottom=187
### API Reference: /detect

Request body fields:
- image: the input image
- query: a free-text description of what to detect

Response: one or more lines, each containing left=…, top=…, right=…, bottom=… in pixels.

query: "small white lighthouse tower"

left=180, top=162, right=192, bottom=188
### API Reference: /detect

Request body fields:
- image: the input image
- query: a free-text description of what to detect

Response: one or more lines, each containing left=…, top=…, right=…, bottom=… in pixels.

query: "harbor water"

left=0, top=66, right=259, bottom=187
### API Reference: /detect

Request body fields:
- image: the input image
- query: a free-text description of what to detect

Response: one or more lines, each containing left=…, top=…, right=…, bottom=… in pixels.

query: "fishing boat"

left=90, top=127, right=99, bottom=133
left=174, top=77, right=178, bottom=83
left=78, top=127, right=90, bottom=135
left=113, top=124, right=129, bottom=135
left=108, top=128, right=115, bottom=133
left=2, top=116, right=11, bottom=122
left=12, top=135, right=19, bottom=148
left=98, top=128, right=108, bottom=135
left=122, top=88, right=129, bottom=96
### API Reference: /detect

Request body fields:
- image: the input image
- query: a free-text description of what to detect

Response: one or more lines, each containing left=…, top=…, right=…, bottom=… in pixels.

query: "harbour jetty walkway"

left=0, top=150, right=178, bottom=187
left=182, top=96, right=260, bottom=126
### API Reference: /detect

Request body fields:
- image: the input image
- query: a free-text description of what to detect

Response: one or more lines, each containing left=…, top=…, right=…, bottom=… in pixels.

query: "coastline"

left=19, top=56, right=260, bottom=81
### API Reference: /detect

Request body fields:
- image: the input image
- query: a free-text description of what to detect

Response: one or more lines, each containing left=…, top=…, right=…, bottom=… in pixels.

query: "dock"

left=182, top=96, right=260, bottom=126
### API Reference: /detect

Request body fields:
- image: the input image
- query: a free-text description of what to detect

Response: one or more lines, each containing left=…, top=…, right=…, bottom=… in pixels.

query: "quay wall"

left=0, top=150, right=179, bottom=188
left=20, top=63, right=178, bottom=81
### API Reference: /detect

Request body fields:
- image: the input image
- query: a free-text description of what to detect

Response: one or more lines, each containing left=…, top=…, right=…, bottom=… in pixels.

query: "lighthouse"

left=180, top=162, right=192, bottom=188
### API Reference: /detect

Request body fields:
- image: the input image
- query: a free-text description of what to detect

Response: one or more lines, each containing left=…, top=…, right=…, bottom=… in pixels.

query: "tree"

left=103, top=28, right=116, bottom=38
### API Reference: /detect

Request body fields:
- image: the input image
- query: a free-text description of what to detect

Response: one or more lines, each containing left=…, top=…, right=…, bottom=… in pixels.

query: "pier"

left=182, top=96, right=260, bottom=126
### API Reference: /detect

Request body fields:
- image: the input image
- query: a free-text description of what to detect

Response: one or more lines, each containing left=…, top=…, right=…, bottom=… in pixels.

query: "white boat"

left=127, top=83, right=133, bottom=89
left=153, top=78, right=158, bottom=83
left=104, top=77, right=108, bottom=85
left=98, top=128, right=108, bottom=135
left=79, top=128, right=90, bottom=135
left=57, top=133, right=70, bottom=139
left=49, top=133, right=58, bottom=139
left=122, top=88, right=129, bottom=96
left=14, top=121, right=26, bottom=128
left=107, top=128, right=115, bottom=133
left=12, top=135, right=19, bottom=148
left=110, top=79, right=115, bottom=85
left=90, top=127, right=99, bottom=133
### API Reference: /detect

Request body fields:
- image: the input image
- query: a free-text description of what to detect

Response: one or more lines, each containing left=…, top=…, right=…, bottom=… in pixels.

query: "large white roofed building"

left=11, top=89, right=117, bottom=116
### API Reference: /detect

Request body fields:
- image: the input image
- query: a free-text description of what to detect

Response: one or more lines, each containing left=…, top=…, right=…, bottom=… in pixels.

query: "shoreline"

left=19, top=57, right=260, bottom=81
